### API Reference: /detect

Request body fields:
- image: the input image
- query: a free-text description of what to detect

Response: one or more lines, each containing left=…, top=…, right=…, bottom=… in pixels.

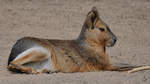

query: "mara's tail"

left=110, top=63, right=150, bottom=73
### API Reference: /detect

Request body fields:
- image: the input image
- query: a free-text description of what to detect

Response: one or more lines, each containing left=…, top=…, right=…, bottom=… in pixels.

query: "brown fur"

left=8, top=7, right=146, bottom=74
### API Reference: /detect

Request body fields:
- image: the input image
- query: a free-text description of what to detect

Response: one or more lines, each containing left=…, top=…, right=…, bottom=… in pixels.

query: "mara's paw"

left=47, top=70, right=59, bottom=74
left=8, top=63, right=37, bottom=74
left=8, top=63, right=21, bottom=70
left=37, top=69, right=59, bottom=74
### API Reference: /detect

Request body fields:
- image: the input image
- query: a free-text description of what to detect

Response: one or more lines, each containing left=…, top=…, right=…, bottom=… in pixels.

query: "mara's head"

left=81, top=7, right=117, bottom=47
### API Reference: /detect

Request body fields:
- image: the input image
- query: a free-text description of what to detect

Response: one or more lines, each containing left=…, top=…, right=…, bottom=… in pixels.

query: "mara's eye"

left=99, top=28, right=105, bottom=32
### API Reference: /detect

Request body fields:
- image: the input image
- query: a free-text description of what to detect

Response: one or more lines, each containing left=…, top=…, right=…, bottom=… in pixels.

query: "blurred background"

left=0, top=0, right=150, bottom=84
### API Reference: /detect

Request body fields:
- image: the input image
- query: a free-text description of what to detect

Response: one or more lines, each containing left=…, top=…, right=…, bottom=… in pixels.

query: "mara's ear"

left=86, top=7, right=99, bottom=29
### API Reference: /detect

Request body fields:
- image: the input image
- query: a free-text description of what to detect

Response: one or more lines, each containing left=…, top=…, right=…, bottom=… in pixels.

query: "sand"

left=0, top=0, right=150, bottom=84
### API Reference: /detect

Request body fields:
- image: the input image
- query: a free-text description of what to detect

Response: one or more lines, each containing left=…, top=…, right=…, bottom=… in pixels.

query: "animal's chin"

left=106, top=43, right=115, bottom=47
left=105, top=41, right=116, bottom=47
left=99, top=39, right=116, bottom=47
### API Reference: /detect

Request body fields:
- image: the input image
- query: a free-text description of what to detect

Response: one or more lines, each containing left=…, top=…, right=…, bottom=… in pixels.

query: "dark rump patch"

left=8, top=37, right=37, bottom=65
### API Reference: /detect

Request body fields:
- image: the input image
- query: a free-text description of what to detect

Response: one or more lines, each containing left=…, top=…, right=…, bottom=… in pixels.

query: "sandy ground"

left=0, top=0, right=150, bottom=84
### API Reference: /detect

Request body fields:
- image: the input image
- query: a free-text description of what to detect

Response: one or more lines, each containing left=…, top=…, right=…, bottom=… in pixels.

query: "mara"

left=7, top=7, right=150, bottom=74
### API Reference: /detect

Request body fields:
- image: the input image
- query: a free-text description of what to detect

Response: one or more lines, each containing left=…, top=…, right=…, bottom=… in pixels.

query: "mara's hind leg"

left=8, top=47, right=52, bottom=74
